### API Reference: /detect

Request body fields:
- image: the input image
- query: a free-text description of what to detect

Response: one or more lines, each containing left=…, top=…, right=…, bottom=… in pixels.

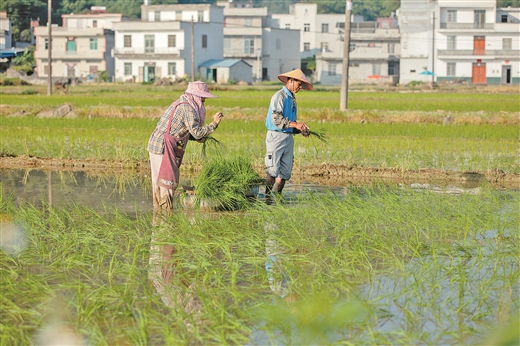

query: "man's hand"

left=297, top=122, right=310, bottom=137
left=213, top=112, right=224, bottom=124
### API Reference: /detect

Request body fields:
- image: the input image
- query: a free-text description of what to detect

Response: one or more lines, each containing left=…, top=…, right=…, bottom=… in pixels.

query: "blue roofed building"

left=199, top=58, right=252, bottom=84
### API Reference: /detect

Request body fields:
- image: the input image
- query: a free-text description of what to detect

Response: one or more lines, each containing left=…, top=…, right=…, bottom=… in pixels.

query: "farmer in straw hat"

left=264, top=68, right=313, bottom=195
left=147, top=81, right=224, bottom=209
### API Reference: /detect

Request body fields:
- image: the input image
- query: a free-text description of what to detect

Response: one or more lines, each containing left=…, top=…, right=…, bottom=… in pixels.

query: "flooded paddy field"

left=1, top=168, right=518, bottom=345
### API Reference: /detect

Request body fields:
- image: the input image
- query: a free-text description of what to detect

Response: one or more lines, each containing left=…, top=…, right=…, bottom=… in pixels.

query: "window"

left=474, top=10, right=485, bottom=29
left=372, top=64, right=381, bottom=75
left=320, top=42, right=328, bottom=52
left=447, top=10, right=457, bottom=23
left=276, top=39, right=281, bottom=50
left=403, top=41, right=407, bottom=49
left=198, top=10, right=204, bottom=22
left=503, top=38, right=512, bottom=50
left=285, top=23, right=290, bottom=29
left=304, top=23, right=310, bottom=32
left=44, top=64, right=49, bottom=75
left=168, top=62, right=176, bottom=75
left=168, top=35, right=176, bottom=48
left=124, top=35, right=132, bottom=48
left=44, top=38, right=49, bottom=50
left=245, top=18, right=252, bottom=27
left=410, top=69, right=416, bottom=73
left=321, top=23, right=328, bottom=33
left=124, top=62, right=132, bottom=75
left=303, top=42, right=310, bottom=51
left=447, top=36, right=456, bottom=50
left=328, top=64, right=336, bottom=76
left=349, top=43, right=356, bottom=52
left=382, top=22, right=389, bottom=29
left=501, top=15, right=508, bottom=23
left=145, top=35, right=154, bottom=53
left=244, top=37, right=254, bottom=54
left=224, top=38, right=231, bottom=50
left=336, top=22, right=345, bottom=29
left=66, top=39, right=76, bottom=53
left=349, top=62, right=359, bottom=67
left=202, top=35, right=207, bottom=48
left=388, top=63, right=395, bottom=75
left=447, top=62, right=456, bottom=76
left=388, top=43, right=394, bottom=54
left=154, top=11, right=160, bottom=21
left=93, top=20, right=97, bottom=28
left=89, top=38, right=98, bottom=50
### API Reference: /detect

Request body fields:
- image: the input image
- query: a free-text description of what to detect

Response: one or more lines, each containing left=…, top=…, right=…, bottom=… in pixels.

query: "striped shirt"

left=147, top=95, right=218, bottom=155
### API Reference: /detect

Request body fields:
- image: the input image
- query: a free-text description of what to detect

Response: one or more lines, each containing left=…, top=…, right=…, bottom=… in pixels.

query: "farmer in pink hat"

left=264, top=68, right=313, bottom=196
left=147, top=81, right=224, bottom=209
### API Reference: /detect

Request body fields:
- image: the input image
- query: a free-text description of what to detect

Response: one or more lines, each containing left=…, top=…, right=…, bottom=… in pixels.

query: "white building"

left=316, top=20, right=400, bottom=85
left=217, top=1, right=300, bottom=82
left=271, top=3, right=345, bottom=60
left=399, top=0, right=520, bottom=85
left=33, top=7, right=121, bottom=79
left=271, top=3, right=400, bottom=85
left=0, top=11, right=12, bottom=50
left=113, top=3, right=224, bottom=82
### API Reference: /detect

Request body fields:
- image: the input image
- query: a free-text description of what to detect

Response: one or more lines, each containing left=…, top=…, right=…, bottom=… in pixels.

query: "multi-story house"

left=217, top=1, right=300, bottom=82
left=316, top=18, right=400, bottom=85
left=0, top=11, right=12, bottom=50
left=34, top=7, right=121, bottom=79
left=271, top=3, right=400, bottom=85
left=271, top=3, right=345, bottom=61
left=113, top=3, right=224, bottom=83
left=399, top=0, right=519, bottom=85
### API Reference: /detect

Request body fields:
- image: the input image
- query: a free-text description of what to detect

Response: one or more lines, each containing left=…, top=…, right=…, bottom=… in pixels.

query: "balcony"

left=35, top=50, right=104, bottom=60
left=440, top=22, right=494, bottom=30
left=113, top=47, right=181, bottom=58
left=437, top=49, right=519, bottom=58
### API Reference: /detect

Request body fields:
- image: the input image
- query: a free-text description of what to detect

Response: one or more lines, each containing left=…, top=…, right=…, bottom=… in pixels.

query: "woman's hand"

left=213, top=112, right=224, bottom=124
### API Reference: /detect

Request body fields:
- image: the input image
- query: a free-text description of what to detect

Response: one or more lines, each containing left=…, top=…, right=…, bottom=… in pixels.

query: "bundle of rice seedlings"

left=194, top=156, right=264, bottom=210
left=201, top=135, right=226, bottom=159
left=308, top=129, right=328, bottom=143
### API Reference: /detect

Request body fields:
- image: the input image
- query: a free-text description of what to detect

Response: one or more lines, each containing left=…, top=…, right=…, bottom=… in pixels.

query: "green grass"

left=1, top=186, right=518, bottom=344
left=1, top=86, right=519, bottom=112
left=1, top=116, right=518, bottom=173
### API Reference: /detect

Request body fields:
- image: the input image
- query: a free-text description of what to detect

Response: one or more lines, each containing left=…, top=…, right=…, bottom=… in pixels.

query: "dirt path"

left=1, top=155, right=517, bottom=189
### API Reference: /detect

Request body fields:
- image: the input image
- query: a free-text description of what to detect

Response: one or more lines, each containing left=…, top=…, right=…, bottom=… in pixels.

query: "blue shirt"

left=265, top=86, right=297, bottom=133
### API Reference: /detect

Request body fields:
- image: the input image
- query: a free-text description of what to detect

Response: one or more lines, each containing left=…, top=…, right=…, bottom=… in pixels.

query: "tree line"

left=1, top=0, right=516, bottom=44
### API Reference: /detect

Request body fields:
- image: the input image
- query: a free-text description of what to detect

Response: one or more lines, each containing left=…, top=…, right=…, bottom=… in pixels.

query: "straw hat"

left=185, top=81, right=217, bottom=98
left=277, top=69, right=313, bottom=90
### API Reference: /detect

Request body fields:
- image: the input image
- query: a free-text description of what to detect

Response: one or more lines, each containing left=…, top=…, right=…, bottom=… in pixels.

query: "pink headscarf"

left=183, top=92, right=206, bottom=125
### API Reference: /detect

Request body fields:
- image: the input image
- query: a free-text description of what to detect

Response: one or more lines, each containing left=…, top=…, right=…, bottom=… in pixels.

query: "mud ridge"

left=1, top=156, right=517, bottom=189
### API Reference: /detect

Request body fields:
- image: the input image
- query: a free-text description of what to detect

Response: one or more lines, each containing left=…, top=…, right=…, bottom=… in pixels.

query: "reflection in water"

left=1, top=169, right=151, bottom=213
left=264, top=220, right=292, bottom=301
left=148, top=208, right=202, bottom=321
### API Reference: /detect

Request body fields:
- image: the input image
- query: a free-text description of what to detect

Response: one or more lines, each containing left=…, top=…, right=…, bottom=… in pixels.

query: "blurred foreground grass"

left=1, top=185, right=518, bottom=344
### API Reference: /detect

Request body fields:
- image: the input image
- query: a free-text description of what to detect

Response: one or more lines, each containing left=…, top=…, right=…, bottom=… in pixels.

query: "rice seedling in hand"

left=193, top=156, right=264, bottom=210
left=201, top=135, right=226, bottom=159
left=307, top=129, right=328, bottom=143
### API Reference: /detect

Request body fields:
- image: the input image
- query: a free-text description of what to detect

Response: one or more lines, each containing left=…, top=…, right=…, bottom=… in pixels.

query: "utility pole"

left=47, top=0, right=52, bottom=96
left=191, top=16, right=195, bottom=81
left=431, top=11, right=435, bottom=84
left=340, top=0, right=352, bottom=111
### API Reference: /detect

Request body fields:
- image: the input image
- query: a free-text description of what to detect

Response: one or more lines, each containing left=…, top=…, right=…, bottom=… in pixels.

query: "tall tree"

left=0, top=0, right=47, bottom=42
left=497, top=0, right=520, bottom=6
